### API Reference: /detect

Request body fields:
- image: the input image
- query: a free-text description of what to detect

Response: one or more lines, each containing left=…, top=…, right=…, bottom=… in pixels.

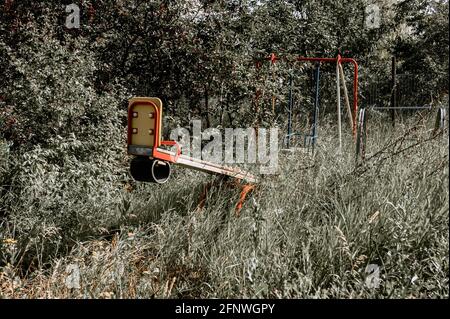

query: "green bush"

left=0, top=24, right=129, bottom=270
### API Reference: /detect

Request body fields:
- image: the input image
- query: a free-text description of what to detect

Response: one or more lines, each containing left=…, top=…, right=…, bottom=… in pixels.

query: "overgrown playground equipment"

left=284, top=61, right=321, bottom=150
left=127, top=97, right=257, bottom=212
left=298, top=55, right=359, bottom=148
left=264, top=53, right=359, bottom=151
left=355, top=56, right=449, bottom=161
left=127, top=97, right=258, bottom=184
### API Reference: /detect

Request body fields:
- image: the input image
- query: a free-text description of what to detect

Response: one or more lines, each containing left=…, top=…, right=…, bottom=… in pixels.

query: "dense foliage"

left=0, top=0, right=448, bottom=298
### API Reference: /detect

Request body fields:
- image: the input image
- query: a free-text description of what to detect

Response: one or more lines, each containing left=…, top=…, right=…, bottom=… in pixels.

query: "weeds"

left=0, top=113, right=448, bottom=298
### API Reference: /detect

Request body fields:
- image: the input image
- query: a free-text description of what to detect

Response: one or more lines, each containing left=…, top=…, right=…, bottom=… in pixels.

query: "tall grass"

left=0, top=112, right=448, bottom=298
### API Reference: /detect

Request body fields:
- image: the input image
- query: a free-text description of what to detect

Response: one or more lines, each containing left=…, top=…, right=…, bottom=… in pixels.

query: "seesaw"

left=126, top=97, right=258, bottom=212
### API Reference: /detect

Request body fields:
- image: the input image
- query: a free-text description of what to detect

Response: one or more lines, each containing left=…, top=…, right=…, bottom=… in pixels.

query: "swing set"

left=254, top=53, right=360, bottom=152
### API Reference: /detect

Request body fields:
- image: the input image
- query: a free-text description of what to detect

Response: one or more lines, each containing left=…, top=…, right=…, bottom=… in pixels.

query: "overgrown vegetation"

left=0, top=0, right=448, bottom=298
left=1, top=114, right=448, bottom=298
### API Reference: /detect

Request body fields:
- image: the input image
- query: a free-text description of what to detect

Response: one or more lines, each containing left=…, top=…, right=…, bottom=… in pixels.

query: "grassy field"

left=0, top=111, right=448, bottom=299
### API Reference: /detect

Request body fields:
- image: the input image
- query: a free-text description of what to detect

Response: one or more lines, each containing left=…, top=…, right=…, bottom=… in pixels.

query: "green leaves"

left=0, top=0, right=448, bottom=297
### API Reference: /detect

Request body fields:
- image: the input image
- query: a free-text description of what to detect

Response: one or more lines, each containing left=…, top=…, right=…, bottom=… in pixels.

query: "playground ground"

left=1, top=110, right=448, bottom=299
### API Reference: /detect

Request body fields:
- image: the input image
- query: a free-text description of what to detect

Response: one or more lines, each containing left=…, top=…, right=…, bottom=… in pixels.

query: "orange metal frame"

left=297, top=54, right=359, bottom=139
left=127, top=99, right=181, bottom=163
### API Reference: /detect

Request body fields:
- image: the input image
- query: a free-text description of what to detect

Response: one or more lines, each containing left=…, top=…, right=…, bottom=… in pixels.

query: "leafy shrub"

left=0, top=23, right=129, bottom=270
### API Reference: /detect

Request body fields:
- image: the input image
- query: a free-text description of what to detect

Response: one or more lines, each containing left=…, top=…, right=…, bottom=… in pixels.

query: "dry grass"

left=0, top=112, right=448, bottom=298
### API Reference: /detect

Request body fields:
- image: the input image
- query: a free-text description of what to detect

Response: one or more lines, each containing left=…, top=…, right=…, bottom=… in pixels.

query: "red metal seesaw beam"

left=297, top=55, right=359, bottom=139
